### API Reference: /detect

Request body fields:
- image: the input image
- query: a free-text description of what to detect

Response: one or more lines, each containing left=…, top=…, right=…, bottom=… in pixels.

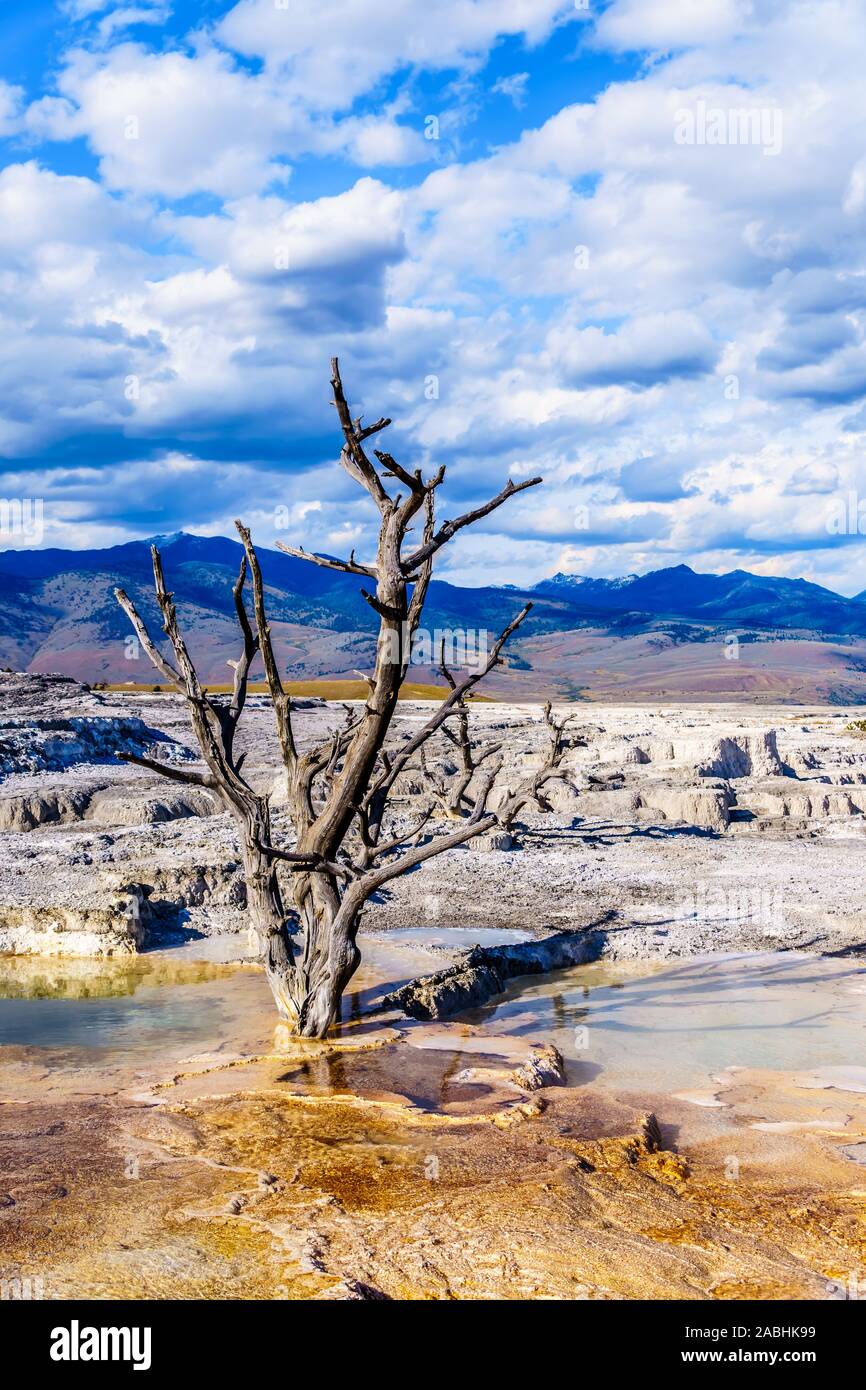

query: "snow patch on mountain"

left=535, top=572, right=638, bottom=590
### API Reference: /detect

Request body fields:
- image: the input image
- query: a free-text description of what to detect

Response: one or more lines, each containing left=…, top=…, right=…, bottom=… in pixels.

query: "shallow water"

left=0, top=956, right=267, bottom=1064
left=1, top=939, right=865, bottom=1102
left=370, top=926, right=532, bottom=950
left=459, top=951, right=866, bottom=1095
left=0, top=934, right=446, bottom=1066
left=4, top=936, right=865, bottom=1305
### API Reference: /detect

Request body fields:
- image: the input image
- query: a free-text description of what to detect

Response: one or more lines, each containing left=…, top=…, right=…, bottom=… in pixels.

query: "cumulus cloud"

left=29, top=1, right=574, bottom=196
left=618, top=454, right=697, bottom=503
left=784, top=460, right=841, bottom=496
left=3, top=0, right=866, bottom=596
left=549, top=313, right=719, bottom=390
left=217, top=0, right=572, bottom=108
left=25, top=43, right=427, bottom=197
left=595, top=0, right=750, bottom=52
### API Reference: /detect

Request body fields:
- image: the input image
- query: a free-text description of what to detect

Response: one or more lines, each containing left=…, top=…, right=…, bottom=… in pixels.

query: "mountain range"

left=534, top=566, right=866, bottom=633
left=1, top=533, right=866, bottom=703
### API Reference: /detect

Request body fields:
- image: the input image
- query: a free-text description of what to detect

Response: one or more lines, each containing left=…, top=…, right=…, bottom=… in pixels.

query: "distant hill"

left=2, top=534, right=866, bottom=702
left=535, top=564, right=866, bottom=636
left=0, top=532, right=604, bottom=687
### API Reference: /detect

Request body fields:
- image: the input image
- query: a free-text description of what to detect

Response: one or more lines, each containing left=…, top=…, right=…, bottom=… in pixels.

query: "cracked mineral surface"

left=1, top=674, right=866, bottom=1299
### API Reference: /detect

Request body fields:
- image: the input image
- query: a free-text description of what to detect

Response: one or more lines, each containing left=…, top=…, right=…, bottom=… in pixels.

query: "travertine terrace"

left=3, top=673, right=866, bottom=1301
left=1, top=673, right=866, bottom=962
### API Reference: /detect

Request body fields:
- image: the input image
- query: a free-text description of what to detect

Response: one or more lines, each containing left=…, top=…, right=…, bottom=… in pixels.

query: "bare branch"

left=403, top=487, right=436, bottom=650
left=274, top=541, right=377, bottom=579
left=253, top=840, right=353, bottom=879
left=360, top=588, right=402, bottom=621
left=352, top=809, right=499, bottom=898
left=357, top=417, right=391, bottom=441
left=412, top=640, right=508, bottom=821
left=367, top=806, right=433, bottom=862
left=352, top=668, right=376, bottom=693
left=149, top=548, right=205, bottom=699
left=117, top=751, right=219, bottom=790
left=374, top=450, right=423, bottom=496
left=227, top=556, right=259, bottom=733
left=145, top=546, right=263, bottom=807
left=494, top=704, right=586, bottom=826
left=417, top=745, right=453, bottom=819
left=330, top=357, right=392, bottom=513
left=235, top=520, right=296, bottom=773
left=362, top=602, right=533, bottom=819
left=116, top=556, right=259, bottom=809
left=401, top=476, right=542, bottom=574
left=114, top=587, right=181, bottom=688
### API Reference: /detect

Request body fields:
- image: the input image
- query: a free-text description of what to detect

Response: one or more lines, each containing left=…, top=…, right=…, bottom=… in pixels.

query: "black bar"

left=1, top=1296, right=859, bottom=1374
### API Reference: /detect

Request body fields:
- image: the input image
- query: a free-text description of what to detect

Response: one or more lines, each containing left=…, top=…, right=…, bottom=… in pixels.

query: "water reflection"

left=0, top=954, right=247, bottom=1000
left=460, top=953, right=866, bottom=1092
left=0, top=952, right=267, bottom=1062
left=277, top=1044, right=499, bottom=1112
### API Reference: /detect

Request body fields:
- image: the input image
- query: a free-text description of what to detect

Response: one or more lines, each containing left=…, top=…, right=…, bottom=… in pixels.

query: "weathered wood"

left=378, top=930, right=604, bottom=1021
left=115, top=360, right=566, bottom=1038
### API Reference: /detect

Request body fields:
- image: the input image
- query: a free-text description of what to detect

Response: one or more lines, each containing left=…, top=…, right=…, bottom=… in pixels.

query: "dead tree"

left=418, top=647, right=584, bottom=829
left=115, top=358, right=578, bottom=1037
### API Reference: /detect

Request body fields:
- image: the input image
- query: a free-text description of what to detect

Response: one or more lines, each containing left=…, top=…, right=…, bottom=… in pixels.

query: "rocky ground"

left=1, top=950, right=865, bottom=1301
left=2, top=673, right=866, bottom=962
left=3, top=673, right=866, bottom=1301
left=1, top=1068, right=862, bottom=1301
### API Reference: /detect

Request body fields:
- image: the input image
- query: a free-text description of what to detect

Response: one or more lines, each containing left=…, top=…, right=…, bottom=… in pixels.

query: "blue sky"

left=1, top=0, right=866, bottom=594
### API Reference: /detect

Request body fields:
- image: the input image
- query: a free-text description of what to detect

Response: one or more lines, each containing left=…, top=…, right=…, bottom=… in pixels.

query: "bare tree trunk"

left=113, top=358, right=565, bottom=1038
left=240, top=834, right=358, bottom=1034
left=285, top=872, right=361, bottom=1037
left=239, top=818, right=361, bottom=1036
left=239, top=825, right=359, bottom=1036
left=237, top=804, right=301, bottom=1023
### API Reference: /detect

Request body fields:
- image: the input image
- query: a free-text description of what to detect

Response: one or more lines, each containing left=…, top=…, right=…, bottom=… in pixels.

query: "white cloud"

left=547, top=312, right=719, bottom=389
left=491, top=73, right=530, bottom=108
left=6, top=0, right=866, bottom=596
left=28, top=0, right=574, bottom=197
left=595, top=0, right=750, bottom=52
left=38, top=45, right=300, bottom=196
left=0, top=81, right=24, bottom=136
left=59, top=1, right=112, bottom=17
left=28, top=43, right=426, bottom=197
left=96, top=6, right=171, bottom=42
left=218, top=0, right=572, bottom=108
left=0, top=161, right=136, bottom=252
